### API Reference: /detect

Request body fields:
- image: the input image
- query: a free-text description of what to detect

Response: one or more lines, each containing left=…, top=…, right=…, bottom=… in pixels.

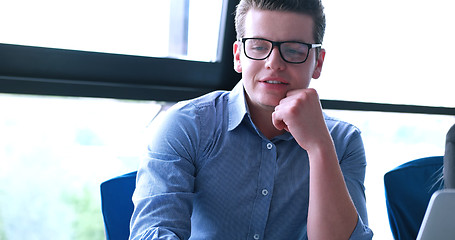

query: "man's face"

left=233, top=9, right=325, bottom=111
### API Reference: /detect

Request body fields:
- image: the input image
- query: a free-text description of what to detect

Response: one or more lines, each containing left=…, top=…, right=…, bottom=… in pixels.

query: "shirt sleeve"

left=336, top=128, right=374, bottom=239
left=129, top=103, right=200, bottom=240
left=349, top=216, right=374, bottom=240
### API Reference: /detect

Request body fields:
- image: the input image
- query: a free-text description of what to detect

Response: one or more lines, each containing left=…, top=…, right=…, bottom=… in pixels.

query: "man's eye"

left=284, top=48, right=302, bottom=55
left=251, top=45, right=269, bottom=51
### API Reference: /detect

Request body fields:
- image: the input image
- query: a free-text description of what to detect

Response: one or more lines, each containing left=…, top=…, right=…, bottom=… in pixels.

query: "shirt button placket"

left=264, top=144, right=273, bottom=198
left=249, top=141, right=275, bottom=240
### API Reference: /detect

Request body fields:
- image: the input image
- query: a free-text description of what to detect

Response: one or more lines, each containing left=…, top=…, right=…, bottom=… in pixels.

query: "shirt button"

left=266, top=143, right=273, bottom=149
left=262, top=189, right=268, bottom=196
left=253, top=234, right=260, bottom=240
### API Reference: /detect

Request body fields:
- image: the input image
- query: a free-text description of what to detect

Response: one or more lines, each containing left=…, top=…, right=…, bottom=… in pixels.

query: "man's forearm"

left=306, top=141, right=358, bottom=240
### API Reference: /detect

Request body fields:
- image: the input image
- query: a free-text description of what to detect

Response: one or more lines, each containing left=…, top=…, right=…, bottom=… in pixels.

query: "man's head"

left=232, top=0, right=327, bottom=111
left=235, top=0, right=326, bottom=44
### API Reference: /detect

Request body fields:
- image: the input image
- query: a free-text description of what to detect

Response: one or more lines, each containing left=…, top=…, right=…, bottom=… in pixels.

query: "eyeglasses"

left=241, top=38, right=322, bottom=64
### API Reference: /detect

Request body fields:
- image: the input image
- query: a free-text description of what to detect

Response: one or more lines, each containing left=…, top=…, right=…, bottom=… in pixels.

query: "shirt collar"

left=227, top=80, right=295, bottom=141
left=228, top=80, right=249, bottom=131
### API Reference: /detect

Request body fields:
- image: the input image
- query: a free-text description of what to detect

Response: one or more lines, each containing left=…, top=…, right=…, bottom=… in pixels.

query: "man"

left=129, top=0, right=373, bottom=239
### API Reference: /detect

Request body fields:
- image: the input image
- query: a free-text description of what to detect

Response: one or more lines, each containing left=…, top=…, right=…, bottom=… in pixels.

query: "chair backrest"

left=444, top=123, right=455, bottom=188
left=100, top=171, right=137, bottom=240
left=384, top=156, right=443, bottom=240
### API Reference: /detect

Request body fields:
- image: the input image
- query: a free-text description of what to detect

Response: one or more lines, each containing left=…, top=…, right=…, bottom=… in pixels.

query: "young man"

left=129, top=0, right=373, bottom=239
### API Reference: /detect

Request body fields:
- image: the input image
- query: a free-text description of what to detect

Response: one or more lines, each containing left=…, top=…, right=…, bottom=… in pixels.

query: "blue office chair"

left=444, top=123, right=455, bottom=188
left=384, top=156, right=443, bottom=240
left=100, top=171, right=137, bottom=240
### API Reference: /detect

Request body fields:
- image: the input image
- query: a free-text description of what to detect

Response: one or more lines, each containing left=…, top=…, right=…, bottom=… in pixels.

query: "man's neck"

left=247, top=101, right=285, bottom=140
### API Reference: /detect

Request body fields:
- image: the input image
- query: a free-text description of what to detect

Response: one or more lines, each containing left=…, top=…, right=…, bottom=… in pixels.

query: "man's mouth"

left=261, top=78, right=289, bottom=85
left=264, top=80, right=287, bottom=84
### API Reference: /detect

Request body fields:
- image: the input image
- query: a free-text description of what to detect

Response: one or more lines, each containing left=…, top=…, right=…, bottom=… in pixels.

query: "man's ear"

left=312, top=48, right=326, bottom=79
left=233, top=41, right=242, bottom=73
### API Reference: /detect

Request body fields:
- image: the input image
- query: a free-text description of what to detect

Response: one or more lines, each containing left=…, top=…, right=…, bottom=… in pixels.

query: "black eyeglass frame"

left=240, top=37, right=322, bottom=64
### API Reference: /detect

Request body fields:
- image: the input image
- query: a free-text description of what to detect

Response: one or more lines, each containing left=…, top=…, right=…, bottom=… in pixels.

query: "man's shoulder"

left=323, top=113, right=365, bottom=157
left=153, top=90, right=231, bottom=138
left=323, top=112, right=361, bottom=135
left=162, top=90, right=231, bottom=128
left=174, top=90, right=230, bottom=112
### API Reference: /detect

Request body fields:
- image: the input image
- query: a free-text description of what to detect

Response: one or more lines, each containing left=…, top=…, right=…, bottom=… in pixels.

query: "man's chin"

left=266, top=95, right=286, bottom=106
left=248, top=94, right=284, bottom=111
left=259, top=99, right=282, bottom=110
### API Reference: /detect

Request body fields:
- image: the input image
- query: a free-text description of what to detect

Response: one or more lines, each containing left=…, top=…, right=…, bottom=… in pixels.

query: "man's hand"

left=271, top=88, right=331, bottom=151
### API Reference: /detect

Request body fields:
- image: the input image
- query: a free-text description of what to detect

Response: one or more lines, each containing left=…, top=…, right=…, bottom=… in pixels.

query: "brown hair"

left=234, top=0, right=326, bottom=44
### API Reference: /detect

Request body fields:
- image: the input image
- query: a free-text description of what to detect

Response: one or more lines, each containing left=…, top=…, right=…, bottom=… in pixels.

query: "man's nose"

left=265, top=47, right=286, bottom=70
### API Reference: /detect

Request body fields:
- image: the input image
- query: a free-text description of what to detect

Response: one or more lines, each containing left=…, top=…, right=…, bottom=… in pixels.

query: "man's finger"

left=272, top=111, right=288, bottom=131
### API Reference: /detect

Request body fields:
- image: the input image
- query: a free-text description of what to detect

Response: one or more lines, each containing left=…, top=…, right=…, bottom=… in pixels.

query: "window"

left=312, top=0, right=455, bottom=108
left=0, top=0, right=222, bottom=62
left=0, top=0, right=238, bottom=101
left=0, top=94, right=162, bottom=238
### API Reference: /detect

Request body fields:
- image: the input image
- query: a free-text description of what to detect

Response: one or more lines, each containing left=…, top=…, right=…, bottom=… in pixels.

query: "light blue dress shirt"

left=130, top=81, right=373, bottom=240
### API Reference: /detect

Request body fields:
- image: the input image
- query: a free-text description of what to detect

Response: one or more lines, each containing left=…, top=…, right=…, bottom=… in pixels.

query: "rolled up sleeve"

left=333, top=124, right=374, bottom=239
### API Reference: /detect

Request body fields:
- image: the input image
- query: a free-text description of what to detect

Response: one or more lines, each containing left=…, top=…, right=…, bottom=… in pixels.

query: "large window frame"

left=0, top=0, right=238, bottom=102
left=0, top=0, right=454, bottom=115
